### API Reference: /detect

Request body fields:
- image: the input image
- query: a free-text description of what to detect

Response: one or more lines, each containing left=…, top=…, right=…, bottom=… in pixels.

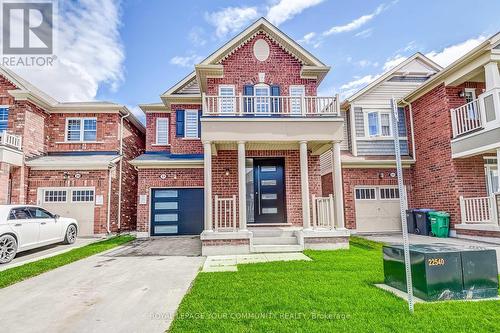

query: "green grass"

left=170, top=237, right=500, bottom=333
left=0, top=235, right=134, bottom=289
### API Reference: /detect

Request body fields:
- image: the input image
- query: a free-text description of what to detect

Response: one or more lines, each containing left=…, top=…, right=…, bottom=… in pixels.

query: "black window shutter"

left=176, top=110, right=185, bottom=137
left=197, top=110, right=202, bottom=138
left=243, top=85, right=254, bottom=113
left=271, top=85, right=280, bottom=113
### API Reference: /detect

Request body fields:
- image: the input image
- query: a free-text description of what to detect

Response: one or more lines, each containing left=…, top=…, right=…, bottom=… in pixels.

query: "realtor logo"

left=2, top=1, right=53, bottom=54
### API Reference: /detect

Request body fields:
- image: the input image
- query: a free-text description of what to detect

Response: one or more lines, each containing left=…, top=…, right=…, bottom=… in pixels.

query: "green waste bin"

left=429, top=211, right=450, bottom=238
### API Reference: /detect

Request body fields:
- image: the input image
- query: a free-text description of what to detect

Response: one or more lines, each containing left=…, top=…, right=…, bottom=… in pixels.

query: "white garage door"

left=354, top=186, right=404, bottom=233
left=37, top=187, right=95, bottom=236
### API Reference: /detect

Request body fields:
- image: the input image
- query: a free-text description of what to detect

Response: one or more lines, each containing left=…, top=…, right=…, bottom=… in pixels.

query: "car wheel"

left=64, top=225, right=77, bottom=244
left=0, top=234, right=17, bottom=264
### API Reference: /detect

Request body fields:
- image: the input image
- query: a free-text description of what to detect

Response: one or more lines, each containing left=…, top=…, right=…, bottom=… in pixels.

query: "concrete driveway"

left=0, top=237, right=99, bottom=272
left=0, top=238, right=205, bottom=333
left=362, top=233, right=500, bottom=271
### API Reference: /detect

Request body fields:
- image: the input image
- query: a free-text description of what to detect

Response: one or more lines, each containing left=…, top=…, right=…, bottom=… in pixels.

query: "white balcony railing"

left=0, top=131, right=22, bottom=150
left=451, top=99, right=483, bottom=137
left=459, top=195, right=498, bottom=225
left=203, top=94, right=340, bottom=117
left=311, top=194, right=335, bottom=229
left=214, top=195, right=237, bottom=231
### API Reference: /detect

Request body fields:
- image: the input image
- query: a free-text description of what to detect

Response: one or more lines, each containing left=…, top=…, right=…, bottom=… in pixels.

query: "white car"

left=0, top=205, right=78, bottom=264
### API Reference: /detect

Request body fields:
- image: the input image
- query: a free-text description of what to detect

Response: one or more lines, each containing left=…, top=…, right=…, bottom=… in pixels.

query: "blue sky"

left=13, top=0, right=500, bottom=123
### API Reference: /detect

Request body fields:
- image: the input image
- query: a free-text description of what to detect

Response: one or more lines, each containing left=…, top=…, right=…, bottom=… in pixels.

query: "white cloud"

left=355, top=28, right=373, bottom=38
left=425, top=35, right=487, bottom=67
left=205, top=6, right=259, bottom=39
left=383, top=54, right=407, bottom=71
left=189, top=27, right=207, bottom=47
left=10, top=0, right=125, bottom=102
left=323, top=3, right=387, bottom=36
left=170, top=54, right=203, bottom=68
left=339, top=74, right=380, bottom=98
left=266, top=0, right=324, bottom=26
left=301, top=32, right=316, bottom=43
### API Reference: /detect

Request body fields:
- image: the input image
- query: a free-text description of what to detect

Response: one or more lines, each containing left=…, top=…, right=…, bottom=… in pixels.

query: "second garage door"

left=150, top=188, right=204, bottom=236
left=354, top=186, right=404, bottom=233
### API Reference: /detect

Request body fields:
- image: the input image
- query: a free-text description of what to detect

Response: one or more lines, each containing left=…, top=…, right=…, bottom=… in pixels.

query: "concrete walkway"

left=203, top=252, right=311, bottom=272
left=362, top=234, right=500, bottom=271
left=0, top=237, right=100, bottom=272
left=0, top=244, right=204, bottom=333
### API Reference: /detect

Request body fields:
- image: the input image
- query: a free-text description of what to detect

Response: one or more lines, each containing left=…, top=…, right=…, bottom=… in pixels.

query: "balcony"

left=202, top=94, right=340, bottom=117
left=450, top=87, right=500, bottom=158
left=200, top=94, right=344, bottom=153
left=0, top=131, right=23, bottom=166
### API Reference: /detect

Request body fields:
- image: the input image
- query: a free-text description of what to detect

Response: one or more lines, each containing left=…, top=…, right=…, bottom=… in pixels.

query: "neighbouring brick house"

left=131, top=18, right=350, bottom=255
left=0, top=66, right=145, bottom=235
left=321, top=53, right=442, bottom=233
left=404, top=33, right=500, bottom=239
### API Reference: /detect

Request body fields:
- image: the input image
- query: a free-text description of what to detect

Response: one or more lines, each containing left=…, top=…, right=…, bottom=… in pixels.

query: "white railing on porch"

left=214, top=195, right=237, bottom=231
left=311, top=194, right=335, bottom=229
left=451, top=99, right=483, bottom=138
left=203, top=94, right=340, bottom=117
left=459, top=195, right=499, bottom=225
left=0, top=131, right=22, bottom=150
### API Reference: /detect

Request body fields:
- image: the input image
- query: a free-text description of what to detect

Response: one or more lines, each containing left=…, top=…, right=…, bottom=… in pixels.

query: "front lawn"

left=170, top=237, right=500, bottom=333
left=0, top=234, right=135, bottom=289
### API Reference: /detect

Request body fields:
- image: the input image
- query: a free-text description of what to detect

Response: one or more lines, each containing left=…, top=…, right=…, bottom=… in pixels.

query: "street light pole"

left=392, top=98, right=414, bottom=313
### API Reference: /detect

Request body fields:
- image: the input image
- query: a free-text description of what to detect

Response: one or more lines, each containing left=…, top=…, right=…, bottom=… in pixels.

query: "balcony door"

left=253, top=158, right=285, bottom=223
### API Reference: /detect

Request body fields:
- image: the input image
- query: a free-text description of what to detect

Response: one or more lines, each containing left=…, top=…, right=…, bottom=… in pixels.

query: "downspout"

left=106, top=165, right=113, bottom=234
left=399, top=99, right=416, bottom=160
left=117, top=112, right=130, bottom=231
left=348, top=103, right=358, bottom=156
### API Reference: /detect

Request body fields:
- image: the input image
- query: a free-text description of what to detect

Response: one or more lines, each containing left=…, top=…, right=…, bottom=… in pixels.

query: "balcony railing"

left=451, top=87, right=500, bottom=138
left=214, top=195, right=237, bottom=231
left=203, top=94, right=340, bottom=117
left=0, top=131, right=22, bottom=150
left=459, top=195, right=498, bottom=225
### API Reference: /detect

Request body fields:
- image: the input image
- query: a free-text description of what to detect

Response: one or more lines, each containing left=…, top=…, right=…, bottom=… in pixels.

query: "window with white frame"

left=184, top=110, right=199, bottom=138
left=254, top=84, right=270, bottom=113
left=72, top=189, right=95, bottom=202
left=44, top=190, right=67, bottom=203
left=380, top=187, right=400, bottom=200
left=155, top=118, right=169, bottom=145
left=355, top=188, right=377, bottom=200
left=0, top=106, right=9, bottom=131
left=66, top=118, right=97, bottom=142
left=218, top=85, right=235, bottom=113
left=289, top=85, right=305, bottom=115
left=367, top=112, right=392, bottom=137
left=485, top=157, right=498, bottom=195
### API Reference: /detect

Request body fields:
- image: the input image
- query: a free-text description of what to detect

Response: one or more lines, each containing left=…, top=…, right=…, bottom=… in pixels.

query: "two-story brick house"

left=404, top=33, right=500, bottom=239
left=132, top=18, right=350, bottom=255
left=321, top=53, right=441, bottom=233
left=0, top=66, right=145, bottom=236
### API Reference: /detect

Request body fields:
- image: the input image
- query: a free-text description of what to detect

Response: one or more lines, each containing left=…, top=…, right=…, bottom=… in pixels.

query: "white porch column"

left=203, top=141, right=213, bottom=231
left=299, top=141, right=311, bottom=229
left=332, top=141, right=346, bottom=229
left=484, top=61, right=500, bottom=90
left=237, top=141, right=247, bottom=230
left=497, top=148, right=500, bottom=192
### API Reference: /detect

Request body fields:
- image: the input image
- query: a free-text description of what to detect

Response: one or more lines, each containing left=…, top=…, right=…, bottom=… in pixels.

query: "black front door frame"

left=253, top=158, right=286, bottom=223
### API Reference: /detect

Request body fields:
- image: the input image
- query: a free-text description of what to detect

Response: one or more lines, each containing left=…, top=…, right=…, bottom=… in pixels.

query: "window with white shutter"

left=156, top=118, right=169, bottom=145
left=184, top=110, right=199, bottom=138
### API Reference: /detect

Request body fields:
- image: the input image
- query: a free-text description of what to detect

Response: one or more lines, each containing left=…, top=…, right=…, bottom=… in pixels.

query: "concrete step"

left=250, top=244, right=303, bottom=253
left=249, top=228, right=296, bottom=238
left=252, top=236, right=299, bottom=245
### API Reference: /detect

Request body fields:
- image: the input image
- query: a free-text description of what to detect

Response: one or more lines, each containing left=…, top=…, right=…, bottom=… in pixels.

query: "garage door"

left=38, top=188, right=95, bottom=236
left=150, top=188, right=204, bottom=236
left=354, top=186, right=403, bottom=233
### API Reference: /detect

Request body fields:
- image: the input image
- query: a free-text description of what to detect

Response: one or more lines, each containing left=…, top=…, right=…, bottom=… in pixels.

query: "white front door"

left=8, top=207, right=39, bottom=249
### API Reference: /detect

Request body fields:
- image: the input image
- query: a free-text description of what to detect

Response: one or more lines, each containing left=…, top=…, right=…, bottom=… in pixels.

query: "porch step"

left=249, top=228, right=297, bottom=238
left=250, top=244, right=304, bottom=253
left=252, top=236, right=299, bottom=245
